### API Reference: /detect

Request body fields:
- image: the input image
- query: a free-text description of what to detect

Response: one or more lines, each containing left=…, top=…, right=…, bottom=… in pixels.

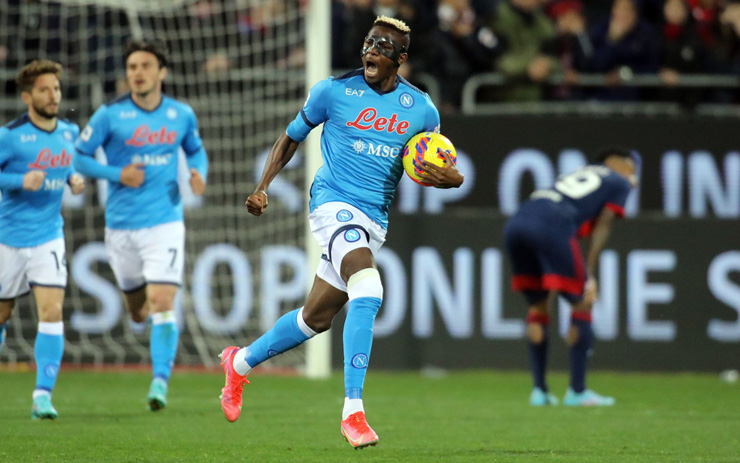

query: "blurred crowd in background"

left=2, top=0, right=740, bottom=114
left=334, top=0, right=740, bottom=111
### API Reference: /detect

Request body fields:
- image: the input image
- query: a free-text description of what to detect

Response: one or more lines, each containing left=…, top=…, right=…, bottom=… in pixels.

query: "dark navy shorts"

left=504, top=200, right=585, bottom=305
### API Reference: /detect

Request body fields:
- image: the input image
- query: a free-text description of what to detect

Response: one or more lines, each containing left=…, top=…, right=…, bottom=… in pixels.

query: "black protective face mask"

left=361, top=35, right=406, bottom=65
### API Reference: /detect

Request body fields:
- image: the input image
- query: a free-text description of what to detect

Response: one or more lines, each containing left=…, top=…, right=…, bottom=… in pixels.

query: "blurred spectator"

left=548, top=0, right=594, bottom=99
left=430, top=0, right=504, bottom=111
left=689, top=0, right=722, bottom=47
left=718, top=0, right=740, bottom=74
left=658, top=0, right=710, bottom=107
left=490, top=0, right=560, bottom=101
left=588, top=0, right=660, bottom=100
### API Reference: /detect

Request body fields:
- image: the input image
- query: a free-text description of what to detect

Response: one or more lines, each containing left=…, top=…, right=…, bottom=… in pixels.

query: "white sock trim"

left=232, top=347, right=252, bottom=376
left=33, top=389, right=51, bottom=399
left=151, top=311, right=176, bottom=325
left=347, top=268, right=383, bottom=301
left=342, top=397, right=365, bottom=420
left=38, top=321, right=63, bottom=336
left=297, top=308, right=317, bottom=338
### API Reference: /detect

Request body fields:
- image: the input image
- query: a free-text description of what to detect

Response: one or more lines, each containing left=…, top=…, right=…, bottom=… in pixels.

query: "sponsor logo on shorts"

left=337, top=210, right=353, bottom=222
left=344, top=229, right=361, bottom=243
left=351, top=353, right=368, bottom=369
left=267, top=349, right=278, bottom=357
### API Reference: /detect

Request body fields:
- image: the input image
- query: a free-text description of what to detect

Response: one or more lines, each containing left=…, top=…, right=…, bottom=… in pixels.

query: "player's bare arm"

left=120, top=162, right=145, bottom=188
left=246, top=132, right=300, bottom=216
left=22, top=170, right=46, bottom=191
left=189, top=168, right=205, bottom=195
left=417, top=148, right=464, bottom=189
left=584, top=207, right=618, bottom=303
left=68, top=173, right=85, bottom=195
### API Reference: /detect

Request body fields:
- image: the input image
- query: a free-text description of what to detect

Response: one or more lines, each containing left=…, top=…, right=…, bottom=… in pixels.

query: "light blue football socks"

left=239, top=308, right=317, bottom=374
left=342, top=268, right=383, bottom=420
left=34, top=321, right=64, bottom=393
left=150, top=311, right=179, bottom=382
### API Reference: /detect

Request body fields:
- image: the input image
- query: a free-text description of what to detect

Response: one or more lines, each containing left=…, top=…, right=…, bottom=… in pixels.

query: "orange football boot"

left=340, top=411, right=379, bottom=449
left=219, top=346, right=248, bottom=422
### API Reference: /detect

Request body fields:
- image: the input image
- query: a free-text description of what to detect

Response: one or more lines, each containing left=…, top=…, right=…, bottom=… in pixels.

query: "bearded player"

left=0, top=60, right=85, bottom=419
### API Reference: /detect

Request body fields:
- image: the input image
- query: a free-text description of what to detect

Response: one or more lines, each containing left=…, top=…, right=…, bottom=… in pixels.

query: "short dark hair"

left=16, top=59, right=63, bottom=93
left=593, top=146, right=633, bottom=164
left=124, top=39, right=168, bottom=68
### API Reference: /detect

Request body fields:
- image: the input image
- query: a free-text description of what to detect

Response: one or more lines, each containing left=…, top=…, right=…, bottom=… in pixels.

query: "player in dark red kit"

left=505, top=147, right=638, bottom=406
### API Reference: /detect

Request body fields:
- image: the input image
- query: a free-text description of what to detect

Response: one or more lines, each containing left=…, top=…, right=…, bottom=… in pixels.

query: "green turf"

left=1, top=370, right=738, bottom=462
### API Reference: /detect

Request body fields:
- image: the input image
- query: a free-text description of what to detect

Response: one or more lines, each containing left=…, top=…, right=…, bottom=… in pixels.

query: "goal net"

left=0, top=0, right=311, bottom=370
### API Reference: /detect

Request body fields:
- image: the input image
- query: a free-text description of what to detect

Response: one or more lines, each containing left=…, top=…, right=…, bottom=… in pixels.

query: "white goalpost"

left=304, top=0, right=332, bottom=379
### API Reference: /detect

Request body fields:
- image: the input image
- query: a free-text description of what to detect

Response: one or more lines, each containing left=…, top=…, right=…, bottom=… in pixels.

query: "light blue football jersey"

left=286, top=70, right=440, bottom=228
left=74, top=93, right=208, bottom=230
left=0, top=114, right=79, bottom=247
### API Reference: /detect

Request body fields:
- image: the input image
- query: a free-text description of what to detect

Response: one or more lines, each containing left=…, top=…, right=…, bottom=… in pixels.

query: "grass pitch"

left=1, top=369, right=738, bottom=462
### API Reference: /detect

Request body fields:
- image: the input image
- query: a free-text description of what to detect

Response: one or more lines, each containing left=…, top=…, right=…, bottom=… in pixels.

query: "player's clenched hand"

left=189, top=168, right=206, bottom=195
left=120, top=162, right=145, bottom=188
left=417, top=148, right=464, bottom=189
left=22, top=170, right=46, bottom=191
left=68, top=174, right=85, bottom=195
left=246, top=189, right=268, bottom=216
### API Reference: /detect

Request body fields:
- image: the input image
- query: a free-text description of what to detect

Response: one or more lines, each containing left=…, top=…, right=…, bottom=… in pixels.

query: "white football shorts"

left=308, top=202, right=386, bottom=292
left=104, top=221, right=185, bottom=292
left=0, top=238, right=67, bottom=300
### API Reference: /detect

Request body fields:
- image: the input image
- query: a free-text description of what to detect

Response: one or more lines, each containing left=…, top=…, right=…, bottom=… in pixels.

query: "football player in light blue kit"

left=74, top=40, right=208, bottom=411
left=218, top=16, right=464, bottom=448
left=0, top=60, right=85, bottom=419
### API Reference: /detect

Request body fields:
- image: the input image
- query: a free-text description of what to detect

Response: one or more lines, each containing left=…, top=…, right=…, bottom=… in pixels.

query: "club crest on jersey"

left=167, top=108, right=178, bottom=120
left=28, top=148, right=72, bottom=169
left=399, top=92, right=414, bottom=108
left=63, top=130, right=73, bottom=141
left=346, top=107, right=410, bottom=134
left=125, top=125, right=178, bottom=147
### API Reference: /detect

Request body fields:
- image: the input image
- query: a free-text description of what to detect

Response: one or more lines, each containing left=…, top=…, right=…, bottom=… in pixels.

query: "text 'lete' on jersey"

left=75, top=93, right=205, bottom=230
left=0, top=114, right=79, bottom=247
left=286, top=69, right=440, bottom=229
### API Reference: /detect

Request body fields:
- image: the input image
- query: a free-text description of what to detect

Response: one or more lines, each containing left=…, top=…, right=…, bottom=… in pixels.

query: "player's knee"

left=147, top=291, right=175, bottom=313
left=347, top=268, right=383, bottom=307
left=566, top=325, right=579, bottom=346
left=130, top=310, right=148, bottom=323
left=38, top=302, right=63, bottom=323
left=526, top=323, right=545, bottom=344
left=525, top=309, right=549, bottom=344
